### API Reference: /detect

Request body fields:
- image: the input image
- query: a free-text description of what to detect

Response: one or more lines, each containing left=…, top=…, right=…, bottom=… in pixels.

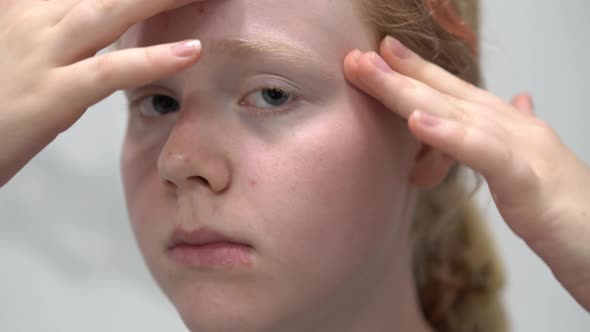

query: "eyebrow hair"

left=123, top=36, right=338, bottom=97
left=208, top=36, right=321, bottom=63
left=206, top=36, right=338, bottom=79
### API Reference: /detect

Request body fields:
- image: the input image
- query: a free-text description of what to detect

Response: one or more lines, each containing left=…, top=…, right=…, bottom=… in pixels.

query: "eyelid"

left=126, top=85, right=177, bottom=108
left=241, top=75, right=305, bottom=96
left=238, top=76, right=307, bottom=116
left=126, top=75, right=311, bottom=118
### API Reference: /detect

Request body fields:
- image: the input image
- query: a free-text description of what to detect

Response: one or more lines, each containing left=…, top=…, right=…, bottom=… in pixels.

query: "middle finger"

left=378, top=36, right=493, bottom=104
left=344, top=50, right=463, bottom=122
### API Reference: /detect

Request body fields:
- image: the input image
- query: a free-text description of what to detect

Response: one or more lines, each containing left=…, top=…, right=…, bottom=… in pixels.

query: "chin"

left=176, top=310, right=280, bottom=332
left=171, top=291, right=282, bottom=332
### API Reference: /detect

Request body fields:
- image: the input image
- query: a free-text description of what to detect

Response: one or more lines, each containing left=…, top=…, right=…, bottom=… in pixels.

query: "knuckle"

left=92, top=54, right=117, bottom=83
left=498, top=142, right=515, bottom=167
left=526, top=118, right=561, bottom=146
left=459, top=124, right=486, bottom=155
left=536, top=121, right=557, bottom=138
left=91, top=0, right=118, bottom=12
left=448, top=99, right=473, bottom=122
left=416, top=62, right=439, bottom=82
left=142, top=47, right=158, bottom=68
left=397, top=75, right=416, bottom=92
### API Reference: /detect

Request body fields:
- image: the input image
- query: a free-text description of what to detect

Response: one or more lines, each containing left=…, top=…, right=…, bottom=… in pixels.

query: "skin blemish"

left=248, top=178, right=257, bottom=187
left=197, top=5, right=206, bottom=15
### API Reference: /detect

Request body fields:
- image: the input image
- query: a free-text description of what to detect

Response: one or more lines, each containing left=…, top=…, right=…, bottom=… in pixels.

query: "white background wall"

left=1, top=0, right=589, bottom=330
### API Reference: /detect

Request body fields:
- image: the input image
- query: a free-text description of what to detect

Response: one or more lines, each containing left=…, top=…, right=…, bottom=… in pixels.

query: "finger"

left=378, top=35, right=494, bottom=103
left=40, top=1, right=82, bottom=26
left=407, top=110, right=516, bottom=182
left=511, top=93, right=536, bottom=116
left=344, top=50, right=462, bottom=121
left=51, top=0, right=205, bottom=64
left=48, top=39, right=201, bottom=128
left=409, top=146, right=457, bottom=190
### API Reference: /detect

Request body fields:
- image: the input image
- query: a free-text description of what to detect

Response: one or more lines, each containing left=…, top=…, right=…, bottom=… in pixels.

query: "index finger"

left=52, top=0, right=210, bottom=64
left=377, top=36, right=496, bottom=105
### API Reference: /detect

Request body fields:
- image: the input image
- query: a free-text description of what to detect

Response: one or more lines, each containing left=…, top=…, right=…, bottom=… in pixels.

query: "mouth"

left=166, top=225, right=254, bottom=268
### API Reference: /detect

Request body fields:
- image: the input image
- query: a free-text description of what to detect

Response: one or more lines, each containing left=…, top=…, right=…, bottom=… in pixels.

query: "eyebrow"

left=205, top=37, right=333, bottom=73
left=124, top=36, right=338, bottom=97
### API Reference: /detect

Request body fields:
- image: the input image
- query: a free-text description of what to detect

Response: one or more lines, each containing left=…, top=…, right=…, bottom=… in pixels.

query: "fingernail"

left=171, top=39, right=201, bottom=58
left=349, top=49, right=362, bottom=65
left=385, top=36, right=412, bottom=59
left=415, top=110, right=441, bottom=127
left=372, top=53, right=393, bottom=73
left=351, top=49, right=361, bottom=60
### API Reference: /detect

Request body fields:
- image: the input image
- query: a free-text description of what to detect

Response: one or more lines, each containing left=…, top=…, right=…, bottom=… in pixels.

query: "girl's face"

left=120, top=0, right=423, bottom=331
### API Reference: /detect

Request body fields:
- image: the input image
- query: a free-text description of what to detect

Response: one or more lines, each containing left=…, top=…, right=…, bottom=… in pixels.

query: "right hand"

left=0, top=0, right=207, bottom=187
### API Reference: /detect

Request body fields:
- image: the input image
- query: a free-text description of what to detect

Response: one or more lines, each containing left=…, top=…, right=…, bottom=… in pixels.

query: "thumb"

left=52, top=39, right=201, bottom=113
left=511, top=92, right=536, bottom=116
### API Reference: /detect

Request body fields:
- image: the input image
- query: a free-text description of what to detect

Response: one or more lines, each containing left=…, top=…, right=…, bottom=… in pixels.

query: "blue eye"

left=243, top=88, right=292, bottom=109
left=261, top=88, right=290, bottom=106
left=131, top=85, right=298, bottom=118
left=136, top=95, right=180, bottom=117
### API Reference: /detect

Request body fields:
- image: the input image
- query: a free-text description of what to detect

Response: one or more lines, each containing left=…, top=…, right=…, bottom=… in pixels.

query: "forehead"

left=120, top=0, right=377, bottom=59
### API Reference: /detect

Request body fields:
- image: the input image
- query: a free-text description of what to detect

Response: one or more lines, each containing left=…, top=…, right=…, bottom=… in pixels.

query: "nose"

left=157, top=112, right=231, bottom=194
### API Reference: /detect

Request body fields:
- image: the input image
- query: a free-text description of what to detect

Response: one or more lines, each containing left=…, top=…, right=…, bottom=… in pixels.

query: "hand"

left=343, top=35, right=590, bottom=311
left=0, top=0, right=208, bottom=187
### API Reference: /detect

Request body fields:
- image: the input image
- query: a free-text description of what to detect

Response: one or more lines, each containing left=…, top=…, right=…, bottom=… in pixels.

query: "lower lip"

left=168, top=242, right=254, bottom=268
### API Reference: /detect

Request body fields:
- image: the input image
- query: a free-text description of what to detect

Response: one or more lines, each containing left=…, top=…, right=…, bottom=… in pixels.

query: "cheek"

left=241, top=92, right=416, bottom=296
left=118, top=89, right=419, bottom=318
left=120, top=135, right=169, bottom=255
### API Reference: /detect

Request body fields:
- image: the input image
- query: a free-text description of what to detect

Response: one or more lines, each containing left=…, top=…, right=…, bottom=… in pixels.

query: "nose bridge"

left=157, top=110, right=230, bottom=193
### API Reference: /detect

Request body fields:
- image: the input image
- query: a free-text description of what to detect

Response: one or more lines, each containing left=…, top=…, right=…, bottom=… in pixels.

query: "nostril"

left=163, top=179, right=176, bottom=190
left=162, top=177, right=210, bottom=189
left=190, top=176, right=210, bottom=187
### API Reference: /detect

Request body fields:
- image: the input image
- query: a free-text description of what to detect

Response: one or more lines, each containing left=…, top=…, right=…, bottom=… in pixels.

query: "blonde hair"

left=360, top=0, right=508, bottom=331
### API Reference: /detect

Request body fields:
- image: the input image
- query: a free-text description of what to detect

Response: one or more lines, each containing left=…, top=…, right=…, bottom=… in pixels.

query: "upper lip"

left=167, top=225, right=251, bottom=249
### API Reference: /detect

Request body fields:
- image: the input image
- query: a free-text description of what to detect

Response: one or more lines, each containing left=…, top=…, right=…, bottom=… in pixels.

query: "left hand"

left=343, top=35, right=590, bottom=311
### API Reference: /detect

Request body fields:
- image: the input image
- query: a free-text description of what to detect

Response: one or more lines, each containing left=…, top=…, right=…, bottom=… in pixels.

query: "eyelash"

left=240, top=83, right=304, bottom=118
left=128, top=83, right=304, bottom=119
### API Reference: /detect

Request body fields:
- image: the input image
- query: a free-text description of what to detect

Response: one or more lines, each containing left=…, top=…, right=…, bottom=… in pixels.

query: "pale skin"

left=0, top=0, right=589, bottom=331
left=118, top=1, right=431, bottom=331
left=343, top=41, right=590, bottom=310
